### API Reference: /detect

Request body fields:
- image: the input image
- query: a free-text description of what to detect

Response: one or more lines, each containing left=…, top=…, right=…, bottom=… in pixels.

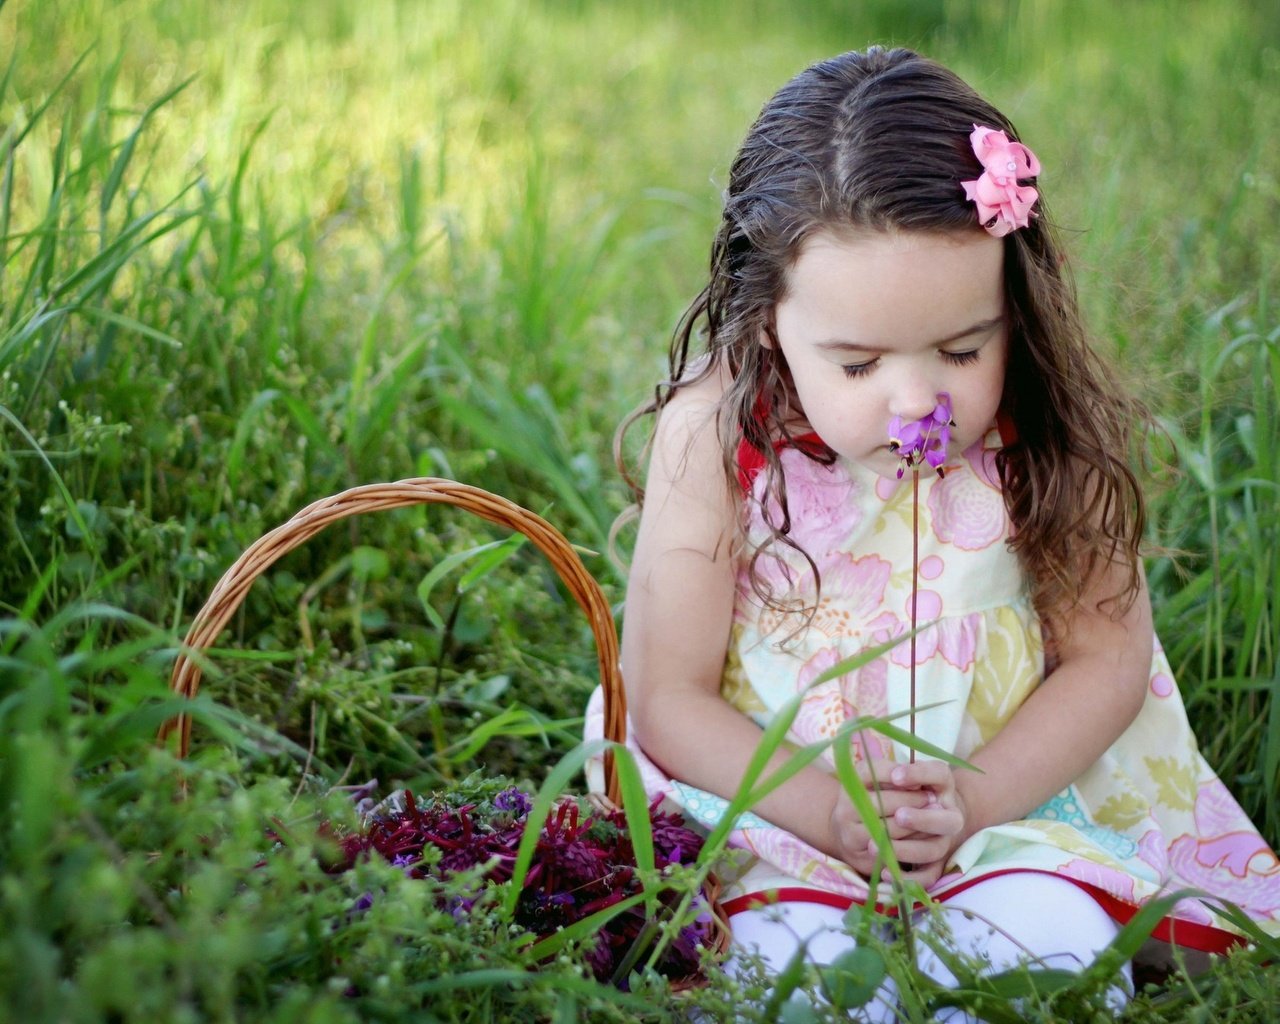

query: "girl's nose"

left=889, top=380, right=941, bottom=423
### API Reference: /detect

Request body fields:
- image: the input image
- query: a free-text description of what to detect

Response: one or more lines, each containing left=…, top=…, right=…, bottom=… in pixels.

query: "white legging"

left=728, top=872, right=1132, bottom=1022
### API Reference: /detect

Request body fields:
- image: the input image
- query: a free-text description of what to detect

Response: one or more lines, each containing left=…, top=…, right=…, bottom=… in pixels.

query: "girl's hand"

left=828, top=759, right=936, bottom=880
left=878, top=760, right=971, bottom=887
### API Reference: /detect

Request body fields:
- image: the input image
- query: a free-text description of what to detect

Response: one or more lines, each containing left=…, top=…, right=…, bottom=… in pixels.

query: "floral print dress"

left=586, top=427, right=1280, bottom=951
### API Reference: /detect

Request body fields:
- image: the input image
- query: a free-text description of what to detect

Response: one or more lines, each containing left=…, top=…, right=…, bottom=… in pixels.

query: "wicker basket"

left=158, top=477, right=628, bottom=799
left=157, top=476, right=730, bottom=979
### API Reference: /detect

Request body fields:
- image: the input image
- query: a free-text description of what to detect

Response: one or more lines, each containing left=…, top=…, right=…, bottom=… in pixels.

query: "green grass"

left=1, top=0, right=1278, bottom=1019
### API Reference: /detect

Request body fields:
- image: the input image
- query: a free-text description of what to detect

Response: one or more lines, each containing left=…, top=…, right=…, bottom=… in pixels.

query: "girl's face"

left=772, top=228, right=1008, bottom=480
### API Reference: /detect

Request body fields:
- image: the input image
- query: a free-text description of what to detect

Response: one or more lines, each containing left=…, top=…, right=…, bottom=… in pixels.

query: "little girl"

left=587, top=46, right=1280, bottom=1007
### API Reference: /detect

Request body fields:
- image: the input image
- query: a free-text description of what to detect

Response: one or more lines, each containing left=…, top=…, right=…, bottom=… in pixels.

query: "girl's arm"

left=621, top=373, right=927, bottom=867
left=891, top=555, right=1154, bottom=871
left=952, top=563, right=1153, bottom=839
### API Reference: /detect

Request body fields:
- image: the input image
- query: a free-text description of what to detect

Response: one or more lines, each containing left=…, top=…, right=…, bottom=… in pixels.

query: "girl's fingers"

left=890, top=805, right=964, bottom=837
left=875, top=789, right=934, bottom=816
left=885, top=836, right=951, bottom=864
left=888, top=760, right=954, bottom=791
left=840, top=818, right=917, bottom=856
left=878, top=820, right=917, bottom=841
left=883, top=860, right=946, bottom=888
left=849, top=786, right=929, bottom=819
left=853, top=759, right=957, bottom=806
left=856, top=758, right=902, bottom=789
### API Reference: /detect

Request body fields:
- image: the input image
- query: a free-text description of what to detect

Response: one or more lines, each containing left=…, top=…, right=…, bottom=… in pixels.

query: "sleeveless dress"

left=586, top=427, right=1280, bottom=953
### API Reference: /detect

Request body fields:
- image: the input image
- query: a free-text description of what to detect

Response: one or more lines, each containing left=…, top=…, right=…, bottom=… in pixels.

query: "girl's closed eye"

left=842, top=349, right=980, bottom=379
left=841, top=359, right=879, bottom=379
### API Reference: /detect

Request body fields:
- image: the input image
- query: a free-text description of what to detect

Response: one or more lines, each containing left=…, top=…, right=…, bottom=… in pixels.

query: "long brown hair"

left=617, top=47, right=1147, bottom=634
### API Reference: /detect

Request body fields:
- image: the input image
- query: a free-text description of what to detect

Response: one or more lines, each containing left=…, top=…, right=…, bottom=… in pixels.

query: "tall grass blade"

left=610, top=744, right=656, bottom=913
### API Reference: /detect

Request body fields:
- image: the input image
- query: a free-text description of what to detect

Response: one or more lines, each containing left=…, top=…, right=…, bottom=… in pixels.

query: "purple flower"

left=516, top=889, right=578, bottom=932
left=586, top=932, right=617, bottom=981
left=634, top=801, right=705, bottom=866
left=887, top=393, right=955, bottom=478
left=493, top=787, right=533, bottom=817
left=525, top=801, right=612, bottom=894
left=447, top=895, right=478, bottom=920
left=317, top=784, right=712, bottom=987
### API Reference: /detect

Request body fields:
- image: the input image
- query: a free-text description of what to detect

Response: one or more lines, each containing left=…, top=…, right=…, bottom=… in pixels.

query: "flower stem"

left=611, top=917, right=661, bottom=986
left=909, top=468, right=919, bottom=764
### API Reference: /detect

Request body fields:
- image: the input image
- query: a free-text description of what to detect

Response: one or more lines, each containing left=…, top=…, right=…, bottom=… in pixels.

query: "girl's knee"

left=727, top=902, right=900, bottom=1022
left=933, top=872, right=1123, bottom=968
left=728, top=901, right=855, bottom=972
left=917, top=872, right=1132, bottom=1018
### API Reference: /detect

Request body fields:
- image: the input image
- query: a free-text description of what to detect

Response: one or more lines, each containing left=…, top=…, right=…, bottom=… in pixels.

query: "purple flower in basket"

left=887, top=393, right=955, bottom=478
left=524, top=801, right=612, bottom=894
left=609, top=798, right=706, bottom=867
left=516, top=888, right=579, bottom=932
left=493, top=787, right=533, bottom=817
left=318, top=782, right=714, bottom=987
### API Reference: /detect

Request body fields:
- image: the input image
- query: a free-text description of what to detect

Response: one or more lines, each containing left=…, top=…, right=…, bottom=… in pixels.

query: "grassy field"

left=2, top=0, right=1279, bottom=1020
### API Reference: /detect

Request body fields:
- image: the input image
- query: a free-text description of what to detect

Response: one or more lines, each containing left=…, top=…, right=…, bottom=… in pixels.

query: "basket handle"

left=158, top=477, right=626, bottom=805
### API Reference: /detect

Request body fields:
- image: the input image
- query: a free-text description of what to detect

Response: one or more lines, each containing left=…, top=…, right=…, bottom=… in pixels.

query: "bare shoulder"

left=639, top=362, right=738, bottom=555
left=650, top=360, right=730, bottom=460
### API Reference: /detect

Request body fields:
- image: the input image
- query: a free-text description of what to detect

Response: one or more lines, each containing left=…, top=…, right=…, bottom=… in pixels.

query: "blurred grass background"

left=2, top=0, right=1279, bottom=1019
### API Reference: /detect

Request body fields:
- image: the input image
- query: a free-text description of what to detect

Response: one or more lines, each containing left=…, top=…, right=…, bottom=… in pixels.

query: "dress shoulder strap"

left=995, top=409, right=1019, bottom=448
left=736, top=432, right=828, bottom=494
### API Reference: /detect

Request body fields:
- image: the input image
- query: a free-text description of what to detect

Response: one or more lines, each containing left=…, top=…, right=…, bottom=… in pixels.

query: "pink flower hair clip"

left=961, top=124, right=1041, bottom=238
left=887, top=393, right=955, bottom=478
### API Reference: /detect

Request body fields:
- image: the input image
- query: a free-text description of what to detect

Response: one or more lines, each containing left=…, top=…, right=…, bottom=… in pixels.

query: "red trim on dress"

left=735, top=432, right=826, bottom=494
left=995, top=408, right=1018, bottom=448
left=734, top=436, right=765, bottom=494
left=721, top=867, right=1247, bottom=955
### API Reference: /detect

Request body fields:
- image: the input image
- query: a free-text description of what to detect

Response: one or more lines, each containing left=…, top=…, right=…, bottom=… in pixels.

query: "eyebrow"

left=814, top=316, right=1005, bottom=353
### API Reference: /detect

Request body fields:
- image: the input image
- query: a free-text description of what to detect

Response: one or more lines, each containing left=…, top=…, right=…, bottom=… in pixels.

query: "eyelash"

left=841, top=349, right=982, bottom=379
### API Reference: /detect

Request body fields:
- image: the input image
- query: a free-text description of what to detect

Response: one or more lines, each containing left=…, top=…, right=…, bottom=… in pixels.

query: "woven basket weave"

left=158, top=477, right=629, bottom=805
